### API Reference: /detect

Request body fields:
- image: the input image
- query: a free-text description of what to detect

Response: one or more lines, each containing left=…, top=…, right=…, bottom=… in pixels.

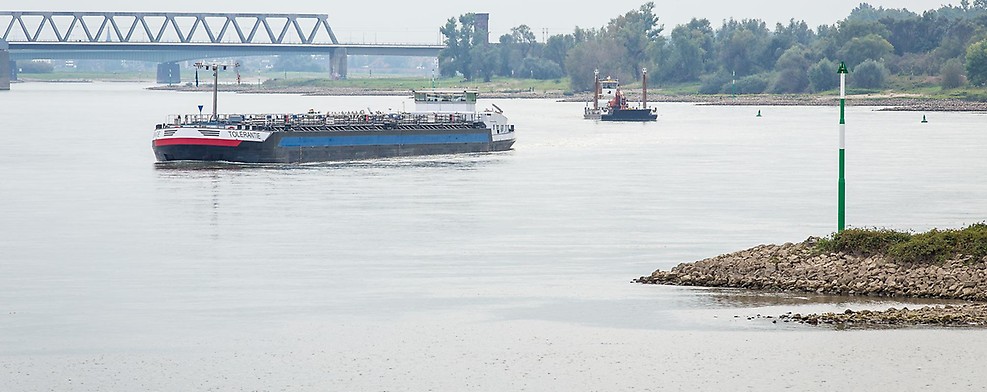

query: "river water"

left=2, top=82, right=987, bottom=391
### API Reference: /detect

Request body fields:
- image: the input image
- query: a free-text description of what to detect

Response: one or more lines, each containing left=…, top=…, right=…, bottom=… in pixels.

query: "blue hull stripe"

left=279, top=133, right=490, bottom=147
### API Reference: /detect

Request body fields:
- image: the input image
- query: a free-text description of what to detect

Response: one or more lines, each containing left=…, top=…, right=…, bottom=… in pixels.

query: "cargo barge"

left=152, top=89, right=516, bottom=163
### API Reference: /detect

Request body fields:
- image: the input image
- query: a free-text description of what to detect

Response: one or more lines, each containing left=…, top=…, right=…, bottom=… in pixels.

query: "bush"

left=816, top=228, right=913, bottom=256
left=730, top=74, right=770, bottom=94
left=889, top=223, right=987, bottom=264
left=816, top=223, right=987, bottom=264
left=966, top=39, right=987, bottom=86
left=940, top=58, right=966, bottom=89
left=517, top=57, right=563, bottom=80
left=807, top=59, right=837, bottom=92
left=851, top=59, right=888, bottom=89
left=770, top=69, right=808, bottom=93
left=698, top=71, right=731, bottom=94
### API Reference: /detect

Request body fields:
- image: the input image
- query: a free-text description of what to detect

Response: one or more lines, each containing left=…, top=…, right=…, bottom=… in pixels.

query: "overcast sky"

left=9, top=1, right=961, bottom=44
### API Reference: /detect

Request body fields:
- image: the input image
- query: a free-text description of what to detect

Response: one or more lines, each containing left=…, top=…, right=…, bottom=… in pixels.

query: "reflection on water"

left=700, top=287, right=965, bottom=308
left=152, top=151, right=512, bottom=173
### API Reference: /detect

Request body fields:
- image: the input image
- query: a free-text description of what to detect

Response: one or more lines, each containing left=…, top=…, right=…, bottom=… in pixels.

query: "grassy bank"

left=815, top=223, right=987, bottom=264
left=260, top=75, right=570, bottom=94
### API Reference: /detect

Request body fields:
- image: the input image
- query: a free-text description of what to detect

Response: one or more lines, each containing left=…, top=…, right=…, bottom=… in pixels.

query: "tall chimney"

left=474, top=13, right=490, bottom=44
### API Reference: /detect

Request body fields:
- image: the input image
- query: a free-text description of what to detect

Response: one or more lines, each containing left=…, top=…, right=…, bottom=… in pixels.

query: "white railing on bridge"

left=0, top=12, right=338, bottom=44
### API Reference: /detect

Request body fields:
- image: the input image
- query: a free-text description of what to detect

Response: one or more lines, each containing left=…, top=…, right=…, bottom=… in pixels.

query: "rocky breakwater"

left=636, top=236, right=987, bottom=327
left=637, top=239, right=987, bottom=300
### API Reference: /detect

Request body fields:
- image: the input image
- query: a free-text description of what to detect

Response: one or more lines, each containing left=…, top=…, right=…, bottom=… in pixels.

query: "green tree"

left=762, top=20, right=813, bottom=69
left=941, top=58, right=967, bottom=88
left=659, top=18, right=714, bottom=82
left=719, top=29, right=760, bottom=76
left=807, top=58, right=838, bottom=92
left=852, top=59, right=889, bottom=88
left=716, top=19, right=771, bottom=76
left=566, top=38, right=629, bottom=91
left=544, top=34, right=576, bottom=74
left=770, top=46, right=811, bottom=93
left=605, top=2, right=663, bottom=79
left=438, top=13, right=485, bottom=80
left=846, top=3, right=917, bottom=22
left=470, top=44, right=499, bottom=82
left=967, top=39, right=987, bottom=85
left=496, top=25, right=542, bottom=77
left=838, top=34, right=894, bottom=67
left=836, top=18, right=891, bottom=42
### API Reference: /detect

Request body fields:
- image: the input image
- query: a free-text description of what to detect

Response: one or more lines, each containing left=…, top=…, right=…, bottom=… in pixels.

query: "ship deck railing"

left=161, top=112, right=488, bottom=130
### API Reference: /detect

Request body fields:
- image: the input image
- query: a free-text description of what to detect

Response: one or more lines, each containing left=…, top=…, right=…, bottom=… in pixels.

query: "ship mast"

left=593, top=69, right=600, bottom=110
left=642, top=67, right=648, bottom=110
left=193, top=61, right=239, bottom=122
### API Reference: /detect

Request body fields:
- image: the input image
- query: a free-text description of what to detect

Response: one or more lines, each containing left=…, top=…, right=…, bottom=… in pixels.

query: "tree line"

left=438, top=2, right=987, bottom=93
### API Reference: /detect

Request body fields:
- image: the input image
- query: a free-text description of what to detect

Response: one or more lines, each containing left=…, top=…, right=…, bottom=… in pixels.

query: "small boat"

left=584, top=68, right=657, bottom=122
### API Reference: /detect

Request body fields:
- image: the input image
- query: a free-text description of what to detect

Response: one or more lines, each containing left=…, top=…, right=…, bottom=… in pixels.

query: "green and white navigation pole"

left=837, top=61, right=849, bottom=232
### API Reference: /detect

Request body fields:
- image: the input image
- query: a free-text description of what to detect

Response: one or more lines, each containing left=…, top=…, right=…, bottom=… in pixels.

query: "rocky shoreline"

left=784, top=304, right=987, bottom=327
left=147, top=85, right=987, bottom=112
left=636, top=239, right=987, bottom=327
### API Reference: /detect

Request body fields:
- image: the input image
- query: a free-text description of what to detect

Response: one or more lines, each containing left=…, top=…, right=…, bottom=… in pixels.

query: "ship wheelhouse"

left=412, top=90, right=478, bottom=113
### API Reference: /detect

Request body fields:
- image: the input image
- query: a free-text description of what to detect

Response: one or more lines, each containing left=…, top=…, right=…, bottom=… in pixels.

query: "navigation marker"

left=837, top=61, right=849, bottom=232
left=921, top=115, right=928, bottom=123
left=757, top=110, right=762, bottom=118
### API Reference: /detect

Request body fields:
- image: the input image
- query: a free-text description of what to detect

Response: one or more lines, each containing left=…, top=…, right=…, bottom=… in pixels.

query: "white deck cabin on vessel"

left=413, top=90, right=478, bottom=113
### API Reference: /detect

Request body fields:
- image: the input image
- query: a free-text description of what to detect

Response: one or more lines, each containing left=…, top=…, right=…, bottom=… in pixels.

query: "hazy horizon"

left=5, top=1, right=967, bottom=44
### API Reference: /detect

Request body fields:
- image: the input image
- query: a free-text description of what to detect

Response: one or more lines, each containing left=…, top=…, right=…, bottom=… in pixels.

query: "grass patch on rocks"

left=816, top=223, right=987, bottom=264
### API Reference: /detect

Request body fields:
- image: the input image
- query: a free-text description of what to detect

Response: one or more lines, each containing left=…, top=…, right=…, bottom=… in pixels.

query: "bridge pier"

left=156, top=62, right=181, bottom=84
left=330, top=48, right=347, bottom=79
left=1, top=40, right=9, bottom=90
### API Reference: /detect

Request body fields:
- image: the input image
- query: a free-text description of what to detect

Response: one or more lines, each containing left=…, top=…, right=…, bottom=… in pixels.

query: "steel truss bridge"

left=0, top=11, right=443, bottom=82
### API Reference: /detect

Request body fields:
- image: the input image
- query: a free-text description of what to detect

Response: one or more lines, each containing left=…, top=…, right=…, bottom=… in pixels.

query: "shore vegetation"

left=816, top=223, right=987, bottom=264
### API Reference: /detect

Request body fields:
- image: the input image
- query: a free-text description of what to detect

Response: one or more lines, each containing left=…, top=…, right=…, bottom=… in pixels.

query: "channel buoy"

left=921, top=115, right=928, bottom=123
left=756, top=110, right=762, bottom=118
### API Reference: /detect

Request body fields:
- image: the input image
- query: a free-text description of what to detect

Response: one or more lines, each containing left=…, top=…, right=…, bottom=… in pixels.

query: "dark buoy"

left=756, top=110, right=762, bottom=118
left=921, top=115, right=928, bottom=123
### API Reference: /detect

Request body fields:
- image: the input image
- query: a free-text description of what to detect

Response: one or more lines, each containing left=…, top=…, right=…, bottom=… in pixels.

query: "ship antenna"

left=193, top=61, right=238, bottom=122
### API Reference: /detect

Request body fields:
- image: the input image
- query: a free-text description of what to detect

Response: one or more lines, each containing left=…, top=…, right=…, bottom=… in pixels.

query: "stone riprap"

left=784, top=304, right=987, bottom=327
left=636, top=239, right=987, bottom=301
left=636, top=239, right=987, bottom=327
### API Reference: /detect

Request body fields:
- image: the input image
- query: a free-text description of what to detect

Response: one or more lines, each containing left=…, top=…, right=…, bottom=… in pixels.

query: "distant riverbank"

left=637, top=225, right=987, bottom=328
left=148, top=84, right=987, bottom=111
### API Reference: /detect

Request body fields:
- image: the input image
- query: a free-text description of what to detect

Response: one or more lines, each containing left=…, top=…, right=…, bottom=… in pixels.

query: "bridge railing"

left=0, top=12, right=338, bottom=44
